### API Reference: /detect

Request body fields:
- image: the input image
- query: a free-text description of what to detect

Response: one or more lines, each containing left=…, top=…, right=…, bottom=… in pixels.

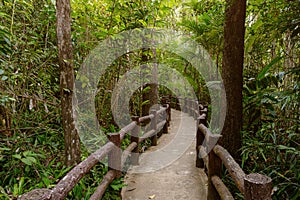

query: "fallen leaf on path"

left=127, top=187, right=136, bottom=192
left=149, top=194, right=155, bottom=199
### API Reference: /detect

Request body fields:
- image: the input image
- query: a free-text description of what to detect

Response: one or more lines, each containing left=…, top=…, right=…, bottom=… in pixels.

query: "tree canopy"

left=0, top=0, right=299, bottom=199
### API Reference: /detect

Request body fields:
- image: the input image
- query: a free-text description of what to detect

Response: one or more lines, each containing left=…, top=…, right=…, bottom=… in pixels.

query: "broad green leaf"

left=257, top=57, right=282, bottom=80
left=13, top=183, right=19, bottom=196
left=21, top=158, right=32, bottom=165
left=42, top=177, right=51, bottom=187
left=23, top=151, right=32, bottom=157
left=12, top=154, right=22, bottom=160
left=18, top=177, right=25, bottom=193
left=21, top=157, right=36, bottom=165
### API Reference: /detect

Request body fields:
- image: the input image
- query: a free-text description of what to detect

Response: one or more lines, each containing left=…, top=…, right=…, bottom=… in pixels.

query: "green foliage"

left=0, top=129, right=67, bottom=198
left=0, top=27, right=11, bottom=59
left=1, top=0, right=180, bottom=198
left=159, top=52, right=210, bottom=103
left=257, top=56, right=283, bottom=80
left=0, top=0, right=70, bottom=198
left=242, top=63, right=300, bottom=199
left=65, top=162, right=123, bottom=200
left=0, top=0, right=299, bottom=199
left=241, top=1, right=300, bottom=197
left=181, top=0, right=225, bottom=65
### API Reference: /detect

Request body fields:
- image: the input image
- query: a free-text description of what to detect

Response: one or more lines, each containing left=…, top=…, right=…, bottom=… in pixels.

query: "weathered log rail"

left=19, top=94, right=273, bottom=200
left=162, top=95, right=273, bottom=200
left=18, top=104, right=171, bottom=200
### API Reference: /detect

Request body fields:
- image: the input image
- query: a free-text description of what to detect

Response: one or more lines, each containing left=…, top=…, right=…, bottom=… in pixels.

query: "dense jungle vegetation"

left=0, top=0, right=299, bottom=199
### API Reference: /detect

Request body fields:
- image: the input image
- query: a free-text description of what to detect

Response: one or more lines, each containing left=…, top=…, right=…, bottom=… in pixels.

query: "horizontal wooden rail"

left=213, top=145, right=245, bottom=194
left=19, top=104, right=171, bottom=200
left=138, top=114, right=154, bottom=123
left=121, top=142, right=138, bottom=167
left=211, top=176, right=234, bottom=200
left=49, top=141, right=115, bottom=199
left=90, top=170, right=117, bottom=200
left=163, top=95, right=273, bottom=200
left=21, top=93, right=273, bottom=200
left=120, top=121, right=137, bottom=140
left=157, top=120, right=166, bottom=130
left=139, top=129, right=156, bottom=143
left=193, top=99, right=273, bottom=200
left=156, top=105, right=168, bottom=115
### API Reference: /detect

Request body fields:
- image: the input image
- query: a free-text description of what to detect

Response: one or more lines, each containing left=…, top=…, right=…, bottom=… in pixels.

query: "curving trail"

left=122, top=109, right=207, bottom=200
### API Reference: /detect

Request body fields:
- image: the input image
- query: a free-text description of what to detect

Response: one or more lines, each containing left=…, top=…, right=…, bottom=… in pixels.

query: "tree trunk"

left=221, top=0, right=246, bottom=159
left=56, top=0, right=81, bottom=166
left=141, top=48, right=158, bottom=117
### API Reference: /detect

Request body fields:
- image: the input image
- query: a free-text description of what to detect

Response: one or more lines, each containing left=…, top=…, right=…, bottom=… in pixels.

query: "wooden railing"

left=163, top=95, right=273, bottom=200
left=20, top=94, right=273, bottom=200
left=18, top=104, right=171, bottom=200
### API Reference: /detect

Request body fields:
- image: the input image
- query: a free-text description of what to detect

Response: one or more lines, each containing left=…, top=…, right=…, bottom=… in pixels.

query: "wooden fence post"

left=161, top=96, right=166, bottom=105
left=131, top=116, right=140, bottom=165
left=197, top=106, right=208, bottom=168
left=162, top=104, right=169, bottom=134
left=168, top=94, right=172, bottom=108
left=204, top=105, right=208, bottom=114
left=176, top=97, right=180, bottom=110
left=192, top=100, right=195, bottom=118
left=207, top=134, right=222, bottom=200
left=244, top=173, right=272, bottom=200
left=201, top=106, right=208, bottom=127
left=108, top=133, right=121, bottom=178
left=194, top=100, right=199, bottom=119
left=167, top=103, right=171, bottom=125
left=185, top=99, right=189, bottom=115
left=150, top=110, right=157, bottom=146
left=196, top=117, right=205, bottom=168
left=189, top=99, right=193, bottom=116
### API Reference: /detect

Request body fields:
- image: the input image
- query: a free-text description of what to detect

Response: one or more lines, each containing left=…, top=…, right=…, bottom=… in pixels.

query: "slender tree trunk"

left=141, top=48, right=159, bottom=117
left=221, top=0, right=246, bottom=159
left=56, top=0, right=81, bottom=166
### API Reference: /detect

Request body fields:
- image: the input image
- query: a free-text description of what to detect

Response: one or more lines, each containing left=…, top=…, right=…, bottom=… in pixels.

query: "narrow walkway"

left=122, top=109, right=207, bottom=200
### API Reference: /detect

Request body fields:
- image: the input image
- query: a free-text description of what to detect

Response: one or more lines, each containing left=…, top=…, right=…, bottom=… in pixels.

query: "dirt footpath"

left=121, top=110, right=207, bottom=200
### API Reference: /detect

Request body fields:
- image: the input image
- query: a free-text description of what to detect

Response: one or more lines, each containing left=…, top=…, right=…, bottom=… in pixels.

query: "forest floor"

left=121, top=109, right=207, bottom=200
